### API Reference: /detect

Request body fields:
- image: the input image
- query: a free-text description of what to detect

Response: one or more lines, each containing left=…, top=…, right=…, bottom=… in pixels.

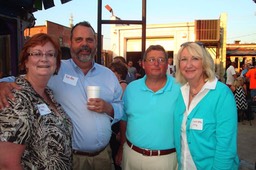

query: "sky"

left=33, top=0, right=256, bottom=49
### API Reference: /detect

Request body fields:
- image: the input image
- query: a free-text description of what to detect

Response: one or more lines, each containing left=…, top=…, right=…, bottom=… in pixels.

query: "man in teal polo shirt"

left=115, top=45, right=180, bottom=170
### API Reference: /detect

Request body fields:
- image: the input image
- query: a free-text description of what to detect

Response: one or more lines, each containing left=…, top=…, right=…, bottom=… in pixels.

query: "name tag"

left=63, top=74, right=78, bottom=86
left=190, top=118, right=203, bottom=130
left=37, top=103, right=51, bottom=116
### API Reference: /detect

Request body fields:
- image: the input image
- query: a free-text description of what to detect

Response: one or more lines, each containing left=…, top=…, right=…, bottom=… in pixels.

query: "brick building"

left=24, top=20, right=71, bottom=47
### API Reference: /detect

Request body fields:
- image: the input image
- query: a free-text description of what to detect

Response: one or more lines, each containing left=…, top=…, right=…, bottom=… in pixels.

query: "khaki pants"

left=122, top=142, right=178, bottom=170
left=73, top=145, right=112, bottom=170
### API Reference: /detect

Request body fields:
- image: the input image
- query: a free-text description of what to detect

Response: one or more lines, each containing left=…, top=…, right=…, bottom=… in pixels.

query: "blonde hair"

left=175, top=42, right=215, bottom=85
left=233, top=77, right=244, bottom=89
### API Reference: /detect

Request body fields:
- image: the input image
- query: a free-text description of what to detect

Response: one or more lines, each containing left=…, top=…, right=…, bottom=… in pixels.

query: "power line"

left=228, top=33, right=256, bottom=39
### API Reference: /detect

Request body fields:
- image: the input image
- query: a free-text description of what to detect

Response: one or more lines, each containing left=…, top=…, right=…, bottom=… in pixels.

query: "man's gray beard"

left=77, top=54, right=93, bottom=63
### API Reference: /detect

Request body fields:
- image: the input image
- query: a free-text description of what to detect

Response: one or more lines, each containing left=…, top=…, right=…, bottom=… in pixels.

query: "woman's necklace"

left=189, top=78, right=207, bottom=98
left=190, top=90, right=199, bottom=98
left=189, top=86, right=203, bottom=98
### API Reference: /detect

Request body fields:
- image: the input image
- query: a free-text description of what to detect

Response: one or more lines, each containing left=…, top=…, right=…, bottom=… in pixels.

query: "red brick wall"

left=24, top=20, right=71, bottom=47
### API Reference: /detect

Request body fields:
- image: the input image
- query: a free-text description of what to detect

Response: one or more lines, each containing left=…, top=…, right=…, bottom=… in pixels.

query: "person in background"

left=113, top=56, right=126, bottom=64
left=0, top=33, right=72, bottom=169
left=117, top=45, right=179, bottom=170
left=245, top=63, right=256, bottom=99
left=0, top=21, right=123, bottom=170
left=127, top=60, right=137, bottom=81
left=109, top=61, right=128, bottom=95
left=135, top=59, right=145, bottom=79
left=240, top=63, right=250, bottom=97
left=174, top=41, right=239, bottom=169
left=166, top=56, right=175, bottom=77
left=226, top=61, right=237, bottom=88
left=231, top=77, right=248, bottom=122
left=113, top=56, right=136, bottom=84
left=244, top=64, right=256, bottom=121
left=108, top=61, right=128, bottom=170
left=240, top=63, right=249, bottom=79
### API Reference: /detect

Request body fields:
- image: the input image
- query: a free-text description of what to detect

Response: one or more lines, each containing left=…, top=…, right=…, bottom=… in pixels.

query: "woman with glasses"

left=0, top=33, right=72, bottom=169
left=119, top=45, right=180, bottom=170
left=174, top=42, right=239, bottom=169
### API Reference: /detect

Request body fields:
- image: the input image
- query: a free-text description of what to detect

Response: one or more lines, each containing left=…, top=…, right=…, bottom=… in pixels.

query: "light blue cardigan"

left=174, top=81, right=239, bottom=170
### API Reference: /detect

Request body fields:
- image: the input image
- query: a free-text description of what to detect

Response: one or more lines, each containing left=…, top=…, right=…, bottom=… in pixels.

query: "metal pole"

left=97, top=0, right=146, bottom=64
left=97, top=0, right=102, bottom=64
left=142, top=0, right=146, bottom=57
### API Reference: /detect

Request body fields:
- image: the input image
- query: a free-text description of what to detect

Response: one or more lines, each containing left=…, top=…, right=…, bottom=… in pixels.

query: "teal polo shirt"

left=122, top=75, right=180, bottom=150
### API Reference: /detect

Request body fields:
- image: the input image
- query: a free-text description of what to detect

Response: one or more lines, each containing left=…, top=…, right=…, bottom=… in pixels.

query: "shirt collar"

left=204, top=77, right=218, bottom=90
left=70, top=59, right=96, bottom=74
left=141, top=75, right=173, bottom=93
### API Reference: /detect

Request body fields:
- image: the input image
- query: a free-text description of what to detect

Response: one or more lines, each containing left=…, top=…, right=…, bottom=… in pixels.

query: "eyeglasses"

left=145, top=58, right=166, bottom=65
left=29, top=51, right=56, bottom=59
left=180, top=41, right=204, bottom=48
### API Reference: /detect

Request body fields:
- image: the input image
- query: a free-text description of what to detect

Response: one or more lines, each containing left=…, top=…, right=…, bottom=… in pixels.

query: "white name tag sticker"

left=37, top=103, right=51, bottom=116
left=190, top=118, right=203, bottom=130
left=63, top=74, right=78, bottom=86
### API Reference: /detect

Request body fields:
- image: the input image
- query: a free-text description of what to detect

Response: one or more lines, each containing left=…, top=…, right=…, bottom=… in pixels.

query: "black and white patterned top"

left=234, top=86, right=248, bottom=110
left=0, top=76, right=73, bottom=170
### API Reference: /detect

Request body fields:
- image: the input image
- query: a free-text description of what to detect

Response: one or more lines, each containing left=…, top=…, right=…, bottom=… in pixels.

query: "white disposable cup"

left=87, top=86, right=100, bottom=100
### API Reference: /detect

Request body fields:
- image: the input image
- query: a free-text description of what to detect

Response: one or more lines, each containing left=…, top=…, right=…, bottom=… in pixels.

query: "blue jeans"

left=250, top=89, right=256, bottom=98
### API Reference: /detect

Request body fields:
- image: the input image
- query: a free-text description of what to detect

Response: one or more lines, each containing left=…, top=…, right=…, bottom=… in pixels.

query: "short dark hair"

left=109, top=61, right=128, bottom=80
left=143, top=45, right=168, bottom=61
left=113, top=56, right=126, bottom=64
left=70, top=21, right=96, bottom=40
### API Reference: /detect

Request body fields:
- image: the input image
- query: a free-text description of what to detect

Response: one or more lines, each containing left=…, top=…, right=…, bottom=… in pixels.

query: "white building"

left=109, top=13, right=227, bottom=80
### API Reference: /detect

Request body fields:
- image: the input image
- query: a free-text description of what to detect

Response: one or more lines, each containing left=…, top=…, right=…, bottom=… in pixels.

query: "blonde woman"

left=231, top=77, right=248, bottom=122
left=174, top=42, right=239, bottom=170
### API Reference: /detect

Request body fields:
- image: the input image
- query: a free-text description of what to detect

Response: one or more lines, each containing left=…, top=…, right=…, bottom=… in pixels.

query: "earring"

left=53, top=69, right=58, bottom=75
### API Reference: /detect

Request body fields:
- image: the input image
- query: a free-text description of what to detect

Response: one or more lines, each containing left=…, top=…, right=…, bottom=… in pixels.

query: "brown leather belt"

left=73, top=147, right=105, bottom=157
left=127, top=139, right=176, bottom=156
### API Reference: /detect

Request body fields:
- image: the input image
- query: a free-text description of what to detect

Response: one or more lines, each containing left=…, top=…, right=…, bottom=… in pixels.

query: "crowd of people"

left=226, top=61, right=256, bottom=123
left=0, top=21, right=240, bottom=170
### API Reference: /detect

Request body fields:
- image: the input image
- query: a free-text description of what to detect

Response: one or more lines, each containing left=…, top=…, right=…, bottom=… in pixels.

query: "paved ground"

left=238, top=113, right=256, bottom=170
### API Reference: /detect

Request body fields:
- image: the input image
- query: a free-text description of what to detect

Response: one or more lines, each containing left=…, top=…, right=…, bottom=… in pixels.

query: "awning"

left=0, top=0, right=72, bottom=29
left=226, top=47, right=256, bottom=56
left=226, top=49, right=256, bottom=56
left=0, top=0, right=72, bottom=17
